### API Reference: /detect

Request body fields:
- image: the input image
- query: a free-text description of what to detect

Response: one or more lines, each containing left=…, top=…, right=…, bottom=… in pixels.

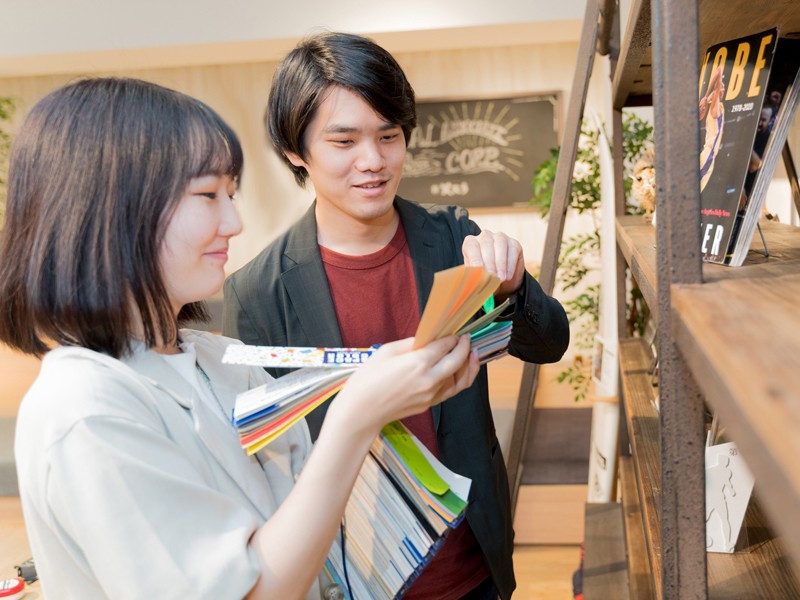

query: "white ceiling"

left=0, top=0, right=588, bottom=77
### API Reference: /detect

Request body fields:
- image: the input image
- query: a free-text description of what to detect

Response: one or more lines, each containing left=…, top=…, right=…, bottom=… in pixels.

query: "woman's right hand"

left=327, top=335, right=479, bottom=438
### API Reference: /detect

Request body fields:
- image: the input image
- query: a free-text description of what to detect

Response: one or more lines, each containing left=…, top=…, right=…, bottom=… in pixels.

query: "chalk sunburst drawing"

left=404, top=100, right=526, bottom=183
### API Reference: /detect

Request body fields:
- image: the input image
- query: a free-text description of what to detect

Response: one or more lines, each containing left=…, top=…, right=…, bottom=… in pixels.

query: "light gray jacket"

left=14, top=330, right=316, bottom=600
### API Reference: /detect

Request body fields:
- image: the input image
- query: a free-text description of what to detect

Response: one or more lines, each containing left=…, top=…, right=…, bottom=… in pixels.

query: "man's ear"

left=285, top=151, right=306, bottom=168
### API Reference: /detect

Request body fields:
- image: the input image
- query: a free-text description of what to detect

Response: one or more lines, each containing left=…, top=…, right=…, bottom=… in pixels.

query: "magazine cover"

left=698, top=28, right=777, bottom=264
left=728, top=34, right=800, bottom=265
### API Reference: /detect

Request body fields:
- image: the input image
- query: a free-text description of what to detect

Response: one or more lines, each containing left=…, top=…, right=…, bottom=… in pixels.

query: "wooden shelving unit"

left=617, top=219, right=800, bottom=598
left=609, top=0, right=800, bottom=597
left=511, top=0, right=800, bottom=596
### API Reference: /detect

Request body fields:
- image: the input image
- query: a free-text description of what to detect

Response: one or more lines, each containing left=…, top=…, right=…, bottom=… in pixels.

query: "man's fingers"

left=462, top=230, right=525, bottom=282
left=462, top=235, right=485, bottom=267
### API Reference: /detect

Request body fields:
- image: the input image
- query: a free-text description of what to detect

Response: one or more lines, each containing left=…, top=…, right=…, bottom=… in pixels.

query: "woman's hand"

left=328, top=334, right=479, bottom=437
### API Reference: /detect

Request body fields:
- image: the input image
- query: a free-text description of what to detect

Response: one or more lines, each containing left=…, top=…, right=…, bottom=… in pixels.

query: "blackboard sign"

left=398, top=93, right=560, bottom=209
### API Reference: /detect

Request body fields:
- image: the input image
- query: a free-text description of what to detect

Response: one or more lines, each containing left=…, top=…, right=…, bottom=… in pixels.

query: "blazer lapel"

left=397, top=198, right=442, bottom=319
left=281, top=203, right=343, bottom=346
left=397, top=198, right=455, bottom=432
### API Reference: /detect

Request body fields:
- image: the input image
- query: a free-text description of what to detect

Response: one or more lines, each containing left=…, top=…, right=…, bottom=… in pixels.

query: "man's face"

left=285, top=85, right=407, bottom=228
left=757, top=107, right=773, bottom=132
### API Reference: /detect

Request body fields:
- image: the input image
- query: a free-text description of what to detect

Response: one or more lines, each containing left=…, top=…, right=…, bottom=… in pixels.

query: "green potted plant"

left=530, top=112, right=654, bottom=401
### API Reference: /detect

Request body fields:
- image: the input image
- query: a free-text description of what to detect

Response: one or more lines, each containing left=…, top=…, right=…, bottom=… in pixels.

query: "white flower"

left=573, top=160, right=594, bottom=179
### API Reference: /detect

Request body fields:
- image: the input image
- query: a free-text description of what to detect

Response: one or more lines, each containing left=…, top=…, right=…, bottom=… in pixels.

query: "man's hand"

left=462, top=230, right=525, bottom=301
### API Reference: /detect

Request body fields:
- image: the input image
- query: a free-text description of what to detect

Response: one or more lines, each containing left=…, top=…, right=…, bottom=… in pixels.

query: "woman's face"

left=159, top=174, right=242, bottom=314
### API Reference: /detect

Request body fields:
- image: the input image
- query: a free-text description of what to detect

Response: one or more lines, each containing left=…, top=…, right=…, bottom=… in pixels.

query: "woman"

left=0, top=77, right=478, bottom=599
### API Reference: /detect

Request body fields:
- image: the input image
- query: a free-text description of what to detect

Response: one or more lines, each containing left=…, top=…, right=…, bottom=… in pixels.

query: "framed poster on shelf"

left=398, top=92, right=561, bottom=209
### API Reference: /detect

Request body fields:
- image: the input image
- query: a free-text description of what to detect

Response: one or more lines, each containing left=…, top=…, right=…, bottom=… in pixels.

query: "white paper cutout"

left=705, top=442, right=754, bottom=553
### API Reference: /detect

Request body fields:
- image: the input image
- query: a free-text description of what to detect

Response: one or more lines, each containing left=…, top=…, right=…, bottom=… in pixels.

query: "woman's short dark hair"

left=0, top=77, right=243, bottom=358
left=267, top=31, right=417, bottom=186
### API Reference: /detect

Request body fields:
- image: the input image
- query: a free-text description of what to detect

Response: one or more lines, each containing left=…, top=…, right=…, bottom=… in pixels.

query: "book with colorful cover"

left=324, top=421, right=471, bottom=600
left=222, top=298, right=511, bottom=370
left=223, top=345, right=379, bottom=369
left=728, top=33, right=800, bottom=266
left=698, top=28, right=778, bottom=264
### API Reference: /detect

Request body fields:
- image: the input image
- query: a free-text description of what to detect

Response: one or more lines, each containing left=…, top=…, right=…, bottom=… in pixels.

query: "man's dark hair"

left=267, top=31, right=417, bottom=186
left=0, top=77, right=243, bottom=358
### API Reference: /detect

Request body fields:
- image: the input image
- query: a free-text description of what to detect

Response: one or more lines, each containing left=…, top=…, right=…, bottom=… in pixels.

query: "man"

left=223, top=31, right=569, bottom=600
left=743, top=102, right=775, bottom=202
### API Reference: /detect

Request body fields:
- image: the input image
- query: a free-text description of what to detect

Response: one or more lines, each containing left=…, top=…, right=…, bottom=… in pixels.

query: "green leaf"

left=531, top=111, right=654, bottom=401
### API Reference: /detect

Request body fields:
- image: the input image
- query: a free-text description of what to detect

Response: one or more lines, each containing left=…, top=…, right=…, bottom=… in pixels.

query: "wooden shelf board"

left=613, top=0, right=652, bottom=109
left=615, top=217, right=800, bottom=322
left=613, top=0, right=800, bottom=107
left=619, top=338, right=663, bottom=595
left=698, top=0, right=800, bottom=51
left=619, top=336, right=800, bottom=596
left=616, top=216, right=659, bottom=320
left=672, top=272, right=800, bottom=574
left=707, top=499, right=800, bottom=598
left=619, top=455, right=657, bottom=600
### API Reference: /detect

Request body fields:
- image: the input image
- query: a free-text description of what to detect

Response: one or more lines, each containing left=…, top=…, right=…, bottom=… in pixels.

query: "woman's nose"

left=220, top=193, right=243, bottom=237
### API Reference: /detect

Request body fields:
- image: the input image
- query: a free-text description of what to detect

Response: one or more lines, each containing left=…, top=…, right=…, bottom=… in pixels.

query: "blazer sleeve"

left=441, top=203, right=570, bottom=365
left=504, top=271, right=570, bottom=364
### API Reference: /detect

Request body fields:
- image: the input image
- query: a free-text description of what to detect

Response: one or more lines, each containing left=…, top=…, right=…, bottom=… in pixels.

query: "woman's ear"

left=285, top=152, right=307, bottom=168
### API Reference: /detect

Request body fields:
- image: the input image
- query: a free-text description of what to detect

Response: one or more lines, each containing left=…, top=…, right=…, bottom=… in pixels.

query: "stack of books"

left=324, top=421, right=470, bottom=599
left=230, top=366, right=355, bottom=454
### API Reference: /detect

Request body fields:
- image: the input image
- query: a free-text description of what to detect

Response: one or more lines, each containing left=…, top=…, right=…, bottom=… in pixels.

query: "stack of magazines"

left=223, top=265, right=513, bottom=454
left=323, top=421, right=471, bottom=599
left=225, top=311, right=510, bottom=455
left=230, top=366, right=355, bottom=454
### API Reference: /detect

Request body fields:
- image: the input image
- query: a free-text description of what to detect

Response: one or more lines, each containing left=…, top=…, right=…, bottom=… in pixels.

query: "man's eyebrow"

left=322, top=124, right=358, bottom=134
left=322, top=122, right=400, bottom=134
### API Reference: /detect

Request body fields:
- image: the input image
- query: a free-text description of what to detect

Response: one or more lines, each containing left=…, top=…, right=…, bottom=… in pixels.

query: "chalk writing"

left=399, top=94, right=559, bottom=208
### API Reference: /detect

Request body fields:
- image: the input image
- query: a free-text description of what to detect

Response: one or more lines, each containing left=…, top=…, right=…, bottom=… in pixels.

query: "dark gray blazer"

left=222, top=197, right=569, bottom=600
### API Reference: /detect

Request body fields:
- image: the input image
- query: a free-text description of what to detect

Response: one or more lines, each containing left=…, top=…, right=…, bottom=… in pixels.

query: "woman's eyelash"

left=197, top=192, right=236, bottom=200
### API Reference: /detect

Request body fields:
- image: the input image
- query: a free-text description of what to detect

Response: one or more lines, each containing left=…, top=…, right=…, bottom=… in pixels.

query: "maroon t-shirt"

left=320, top=220, right=490, bottom=600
